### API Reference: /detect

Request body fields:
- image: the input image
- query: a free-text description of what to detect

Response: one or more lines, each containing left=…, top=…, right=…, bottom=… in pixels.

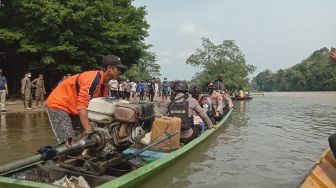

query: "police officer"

left=208, top=83, right=224, bottom=121
left=165, top=81, right=215, bottom=143
left=21, top=72, right=32, bottom=109
left=32, top=74, right=46, bottom=108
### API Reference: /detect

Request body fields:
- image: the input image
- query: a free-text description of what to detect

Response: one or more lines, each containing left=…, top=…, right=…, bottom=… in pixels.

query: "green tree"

left=124, top=51, right=160, bottom=81
left=253, top=69, right=273, bottom=91
left=0, top=0, right=151, bottom=91
left=252, top=47, right=336, bottom=91
left=186, top=38, right=255, bottom=90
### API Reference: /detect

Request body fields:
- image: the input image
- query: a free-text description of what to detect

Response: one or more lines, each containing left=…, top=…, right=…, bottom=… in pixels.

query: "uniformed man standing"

left=32, top=74, right=46, bottom=108
left=0, top=69, right=8, bottom=112
left=21, top=72, right=32, bottom=109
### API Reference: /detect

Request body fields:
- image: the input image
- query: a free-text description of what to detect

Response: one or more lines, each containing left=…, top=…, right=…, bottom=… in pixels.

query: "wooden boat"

left=299, top=147, right=336, bottom=188
left=231, top=95, right=253, bottom=100
left=0, top=110, right=232, bottom=188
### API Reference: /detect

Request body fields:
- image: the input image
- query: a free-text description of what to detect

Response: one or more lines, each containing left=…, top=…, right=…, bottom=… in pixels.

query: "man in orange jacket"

left=46, top=54, right=126, bottom=144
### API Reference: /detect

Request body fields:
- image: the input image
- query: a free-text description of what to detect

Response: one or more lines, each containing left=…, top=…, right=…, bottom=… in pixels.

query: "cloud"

left=179, top=22, right=197, bottom=34
left=178, top=51, right=193, bottom=59
left=179, top=22, right=212, bottom=39
left=158, top=57, right=174, bottom=65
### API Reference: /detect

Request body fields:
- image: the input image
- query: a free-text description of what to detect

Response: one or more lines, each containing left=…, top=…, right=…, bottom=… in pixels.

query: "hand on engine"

left=84, top=131, right=94, bottom=140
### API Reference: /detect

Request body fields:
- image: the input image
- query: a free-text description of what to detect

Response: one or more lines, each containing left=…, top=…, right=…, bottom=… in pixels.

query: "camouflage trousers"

left=34, top=89, right=45, bottom=107
left=0, top=90, right=6, bottom=111
left=23, top=92, right=32, bottom=108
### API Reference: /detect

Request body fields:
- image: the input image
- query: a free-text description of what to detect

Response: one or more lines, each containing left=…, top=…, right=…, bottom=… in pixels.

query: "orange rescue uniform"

left=46, top=70, right=108, bottom=115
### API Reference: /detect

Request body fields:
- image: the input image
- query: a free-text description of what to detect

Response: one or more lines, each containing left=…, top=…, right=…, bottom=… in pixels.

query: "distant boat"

left=299, top=147, right=336, bottom=188
left=231, top=95, right=253, bottom=100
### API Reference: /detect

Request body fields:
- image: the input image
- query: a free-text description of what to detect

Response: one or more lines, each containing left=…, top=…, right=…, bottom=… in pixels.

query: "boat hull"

left=0, top=110, right=232, bottom=188
left=299, top=148, right=336, bottom=188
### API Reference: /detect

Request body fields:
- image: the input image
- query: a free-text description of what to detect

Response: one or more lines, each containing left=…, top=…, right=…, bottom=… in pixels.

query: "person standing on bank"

left=0, top=69, right=8, bottom=112
left=45, top=54, right=126, bottom=144
left=108, top=77, right=119, bottom=98
left=21, top=72, right=33, bottom=110
left=32, top=74, right=46, bottom=108
left=161, top=78, right=169, bottom=102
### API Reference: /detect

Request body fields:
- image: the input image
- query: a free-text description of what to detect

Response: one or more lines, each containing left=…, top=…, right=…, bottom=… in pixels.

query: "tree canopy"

left=0, top=0, right=159, bottom=92
left=124, top=51, right=161, bottom=82
left=252, top=47, right=336, bottom=91
left=186, top=38, right=255, bottom=90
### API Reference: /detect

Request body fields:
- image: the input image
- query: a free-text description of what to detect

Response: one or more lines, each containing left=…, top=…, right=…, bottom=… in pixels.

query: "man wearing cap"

left=45, top=54, right=126, bottom=144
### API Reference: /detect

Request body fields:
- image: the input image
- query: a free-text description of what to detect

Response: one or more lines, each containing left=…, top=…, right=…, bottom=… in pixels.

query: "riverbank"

left=3, top=97, right=164, bottom=113
left=3, top=99, right=44, bottom=113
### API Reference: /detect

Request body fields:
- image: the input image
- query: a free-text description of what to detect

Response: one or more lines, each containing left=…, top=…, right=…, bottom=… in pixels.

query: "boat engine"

left=86, top=97, right=154, bottom=159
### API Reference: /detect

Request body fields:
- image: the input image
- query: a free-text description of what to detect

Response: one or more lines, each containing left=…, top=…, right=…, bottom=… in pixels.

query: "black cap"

left=102, top=54, right=127, bottom=69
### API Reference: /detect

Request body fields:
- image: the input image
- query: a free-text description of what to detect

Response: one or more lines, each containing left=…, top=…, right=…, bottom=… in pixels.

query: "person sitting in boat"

left=189, top=85, right=217, bottom=124
left=239, top=89, right=245, bottom=98
left=208, top=83, right=224, bottom=121
left=164, top=81, right=215, bottom=144
left=45, top=54, right=126, bottom=145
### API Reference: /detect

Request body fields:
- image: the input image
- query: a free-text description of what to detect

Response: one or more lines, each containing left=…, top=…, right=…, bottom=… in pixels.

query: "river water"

left=0, top=92, right=335, bottom=187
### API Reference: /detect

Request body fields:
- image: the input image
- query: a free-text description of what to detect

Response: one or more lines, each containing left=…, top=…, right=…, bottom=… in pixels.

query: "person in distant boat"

left=239, top=88, right=245, bottom=98
left=164, top=81, right=215, bottom=144
left=45, top=54, right=126, bottom=144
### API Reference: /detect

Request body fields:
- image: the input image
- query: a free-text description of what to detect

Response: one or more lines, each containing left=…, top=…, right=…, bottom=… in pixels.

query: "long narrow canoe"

left=0, top=109, right=232, bottom=188
left=299, top=147, right=336, bottom=188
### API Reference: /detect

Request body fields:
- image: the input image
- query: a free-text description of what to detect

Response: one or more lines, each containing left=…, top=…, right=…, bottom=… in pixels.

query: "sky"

left=132, top=0, right=336, bottom=81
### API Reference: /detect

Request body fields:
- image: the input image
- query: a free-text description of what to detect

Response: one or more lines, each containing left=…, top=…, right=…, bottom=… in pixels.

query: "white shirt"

left=109, top=79, right=118, bottom=91
left=131, top=82, right=137, bottom=92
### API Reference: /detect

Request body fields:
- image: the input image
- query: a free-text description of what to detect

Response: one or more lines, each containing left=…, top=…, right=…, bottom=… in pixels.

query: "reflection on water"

left=1, top=92, right=335, bottom=188
left=0, top=111, right=56, bottom=165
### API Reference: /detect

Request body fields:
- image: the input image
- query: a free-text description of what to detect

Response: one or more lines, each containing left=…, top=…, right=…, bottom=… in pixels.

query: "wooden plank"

left=300, top=148, right=336, bottom=188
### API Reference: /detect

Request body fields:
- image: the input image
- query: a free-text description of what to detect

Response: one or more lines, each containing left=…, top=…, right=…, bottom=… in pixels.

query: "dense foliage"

left=252, top=47, right=336, bottom=91
left=0, top=0, right=160, bottom=91
left=186, top=38, right=256, bottom=91
left=124, top=51, right=161, bottom=82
